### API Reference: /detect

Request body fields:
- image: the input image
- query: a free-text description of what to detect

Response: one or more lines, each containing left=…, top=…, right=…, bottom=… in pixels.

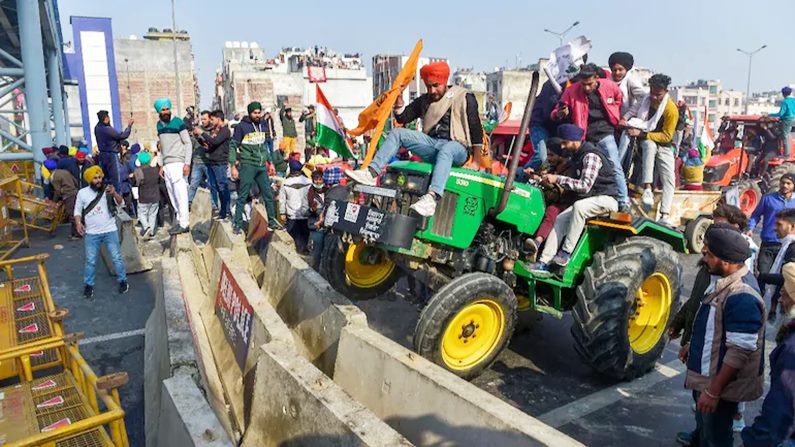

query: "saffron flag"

left=348, top=39, right=423, bottom=168
left=315, top=85, right=354, bottom=159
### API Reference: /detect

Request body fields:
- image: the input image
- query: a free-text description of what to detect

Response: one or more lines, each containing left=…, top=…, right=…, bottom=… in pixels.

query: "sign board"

left=214, top=263, right=253, bottom=371
left=323, top=199, right=418, bottom=249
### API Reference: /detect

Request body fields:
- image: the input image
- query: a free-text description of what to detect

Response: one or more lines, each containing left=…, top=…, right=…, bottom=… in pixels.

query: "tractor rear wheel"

left=572, top=237, right=681, bottom=380
left=684, top=216, right=712, bottom=254
left=764, top=162, right=795, bottom=193
left=320, top=234, right=400, bottom=300
left=414, top=273, right=517, bottom=379
left=735, top=179, right=762, bottom=216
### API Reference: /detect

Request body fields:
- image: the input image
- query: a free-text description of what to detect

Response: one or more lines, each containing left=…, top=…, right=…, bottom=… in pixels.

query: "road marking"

left=79, top=329, right=145, bottom=345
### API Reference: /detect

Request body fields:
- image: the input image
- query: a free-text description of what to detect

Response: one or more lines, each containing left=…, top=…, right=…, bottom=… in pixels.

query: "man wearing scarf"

left=93, top=110, right=133, bottom=192
left=756, top=208, right=795, bottom=320
left=346, top=61, right=484, bottom=217
left=154, top=97, right=192, bottom=235
left=622, top=74, right=679, bottom=225
left=677, top=225, right=764, bottom=447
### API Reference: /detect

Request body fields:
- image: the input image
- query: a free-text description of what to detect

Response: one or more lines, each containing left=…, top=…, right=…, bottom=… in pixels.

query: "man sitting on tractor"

left=529, top=124, right=620, bottom=271
left=345, top=61, right=484, bottom=217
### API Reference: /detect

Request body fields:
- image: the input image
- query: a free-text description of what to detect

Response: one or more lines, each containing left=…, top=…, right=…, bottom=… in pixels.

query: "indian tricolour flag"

left=315, top=85, right=354, bottom=159
left=692, top=107, right=714, bottom=161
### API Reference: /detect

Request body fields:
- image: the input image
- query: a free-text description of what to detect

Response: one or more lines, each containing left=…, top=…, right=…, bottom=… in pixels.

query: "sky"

left=58, top=0, right=795, bottom=109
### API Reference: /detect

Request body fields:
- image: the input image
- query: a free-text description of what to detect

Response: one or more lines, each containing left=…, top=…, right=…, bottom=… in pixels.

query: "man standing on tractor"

left=769, top=86, right=795, bottom=157
left=551, top=63, right=629, bottom=212
left=345, top=61, right=484, bottom=217
left=528, top=124, right=620, bottom=271
left=622, top=74, right=679, bottom=225
left=748, top=174, right=795, bottom=318
left=676, top=225, right=764, bottom=447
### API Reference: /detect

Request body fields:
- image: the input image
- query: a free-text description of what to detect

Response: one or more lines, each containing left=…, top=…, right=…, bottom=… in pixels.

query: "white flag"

left=544, top=36, right=592, bottom=85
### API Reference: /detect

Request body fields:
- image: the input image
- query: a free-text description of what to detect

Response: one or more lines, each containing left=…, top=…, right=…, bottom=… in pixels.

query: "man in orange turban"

left=346, top=61, right=484, bottom=217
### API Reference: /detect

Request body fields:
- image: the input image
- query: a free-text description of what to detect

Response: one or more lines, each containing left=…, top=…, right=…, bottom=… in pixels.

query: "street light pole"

left=170, top=0, right=182, bottom=114
left=544, top=21, right=580, bottom=47
left=124, top=58, right=137, bottom=139
left=737, top=44, right=767, bottom=114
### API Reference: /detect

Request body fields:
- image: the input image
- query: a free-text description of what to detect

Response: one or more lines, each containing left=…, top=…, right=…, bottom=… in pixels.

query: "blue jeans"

left=206, top=164, right=230, bottom=218
left=596, top=134, right=629, bottom=205
left=188, top=163, right=219, bottom=209
left=781, top=119, right=794, bottom=157
left=369, top=128, right=468, bottom=195
left=617, top=131, right=631, bottom=170
left=309, top=229, right=326, bottom=269
left=98, top=152, right=122, bottom=192
left=84, top=231, right=126, bottom=286
left=526, top=126, right=549, bottom=171
left=265, top=138, right=274, bottom=154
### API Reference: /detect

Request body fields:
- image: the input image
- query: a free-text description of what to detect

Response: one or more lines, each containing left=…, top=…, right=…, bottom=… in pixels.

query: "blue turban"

left=783, top=86, right=793, bottom=96
left=557, top=124, right=585, bottom=142
left=129, top=143, right=141, bottom=154
left=289, top=159, right=303, bottom=173
left=154, top=97, right=172, bottom=113
left=43, top=159, right=57, bottom=171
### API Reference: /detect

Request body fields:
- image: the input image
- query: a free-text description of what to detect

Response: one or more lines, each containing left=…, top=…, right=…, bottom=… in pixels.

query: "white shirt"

left=74, top=186, right=118, bottom=235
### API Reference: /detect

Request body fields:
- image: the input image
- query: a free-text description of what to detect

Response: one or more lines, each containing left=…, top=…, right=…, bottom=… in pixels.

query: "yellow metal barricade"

left=4, top=179, right=64, bottom=234
left=0, top=338, right=129, bottom=446
left=0, top=176, right=30, bottom=261
left=0, top=160, right=35, bottom=183
left=0, top=254, right=68, bottom=380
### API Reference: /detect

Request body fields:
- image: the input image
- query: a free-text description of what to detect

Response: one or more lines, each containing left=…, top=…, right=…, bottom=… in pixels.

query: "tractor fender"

left=587, top=217, right=688, bottom=254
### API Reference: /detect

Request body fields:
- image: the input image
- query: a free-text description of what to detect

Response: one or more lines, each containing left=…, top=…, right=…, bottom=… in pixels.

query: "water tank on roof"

left=179, top=30, right=188, bottom=34
left=241, top=42, right=249, bottom=48
left=163, top=28, right=172, bottom=33
left=225, top=41, right=232, bottom=48
left=148, top=27, right=158, bottom=33
left=232, top=41, right=241, bottom=48
left=250, top=42, right=259, bottom=48
left=129, top=35, right=138, bottom=40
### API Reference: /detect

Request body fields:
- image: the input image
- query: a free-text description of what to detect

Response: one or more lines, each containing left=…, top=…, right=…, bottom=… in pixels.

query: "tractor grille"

left=431, top=193, right=458, bottom=238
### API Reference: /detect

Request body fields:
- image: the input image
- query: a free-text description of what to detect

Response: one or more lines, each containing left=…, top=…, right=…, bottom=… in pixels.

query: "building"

left=63, top=19, right=199, bottom=147
left=452, top=68, right=487, bottom=115
left=216, top=43, right=372, bottom=153
left=486, top=68, right=543, bottom=120
left=746, top=86, right=794, bottom=116
left=372, top=54, right=449, bottom=105
left=670, top=80, right=745, bottom=131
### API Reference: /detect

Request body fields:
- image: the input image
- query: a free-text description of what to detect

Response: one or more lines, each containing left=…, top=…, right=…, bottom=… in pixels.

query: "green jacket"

left=229, top=116, right=270, bottom=167
left=271, top=149, right=288, bottom=173
left=280, top=108, right=298, bottom=138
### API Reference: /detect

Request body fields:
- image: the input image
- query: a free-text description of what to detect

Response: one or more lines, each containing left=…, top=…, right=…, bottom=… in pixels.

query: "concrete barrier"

left=157, top=375, right=234, bottom=447
left=335, top=325, right=584, bottom=447
left=189, top=187, right=213, bottom=238
left=102, top=209, right=152, bottom=275
left=241, top=341, right=411, bottom=447
left=144, top=257, right=233, bottom=447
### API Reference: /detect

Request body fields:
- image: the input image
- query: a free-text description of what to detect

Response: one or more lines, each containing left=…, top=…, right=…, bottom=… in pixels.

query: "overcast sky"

left=58, top=0, right=795, bottom=109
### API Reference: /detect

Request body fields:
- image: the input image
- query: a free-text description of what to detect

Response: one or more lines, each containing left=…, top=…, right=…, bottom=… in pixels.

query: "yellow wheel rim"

left=441, top=299, right=505, bottom=370
left=628, top=272, right=672, bottom=354
left=343, top=242, right=396, bottom=289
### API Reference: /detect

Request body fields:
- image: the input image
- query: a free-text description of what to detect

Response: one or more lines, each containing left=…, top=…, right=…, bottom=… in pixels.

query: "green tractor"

left=320, top=72, right=686, bottom=380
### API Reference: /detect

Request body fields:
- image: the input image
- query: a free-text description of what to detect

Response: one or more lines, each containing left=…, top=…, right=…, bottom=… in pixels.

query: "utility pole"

left=737, top=44, right=767, bottom=114
left=544, top=21, right=580, bottom=47
left=170, top=0, right=182, bottom=114
left=124, top=58, right=136, bottom=139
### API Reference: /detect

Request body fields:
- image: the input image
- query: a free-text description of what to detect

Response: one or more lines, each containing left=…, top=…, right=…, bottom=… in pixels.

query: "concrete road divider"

left=102, top=209, right=152, bottom=275
left=334, top=325, right=585, bottom=447
left=189, top=187, right=213, bottom=238
left=158, top=375, right=234, bottom=447
left=241, top=340, right=412, bottom=447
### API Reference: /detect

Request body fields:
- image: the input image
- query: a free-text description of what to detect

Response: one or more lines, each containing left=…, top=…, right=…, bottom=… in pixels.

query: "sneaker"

left=143, top=228, right=153, bottom=240
left=118, top=281, right=129, bottom=294
left=139, top=228, right=147, bottom=237
left=675, top=431, right=694, bottom=446
left=410, top=193, right=437, bottom=217
left=659, top=214, right=674, bottom=227
left=269, top=221, right=285, bottom=231
left=641, top=188, right=655, bottom=208
left=551, top=250, right=571, bottom=267
left=345, top=168, right=377, bottom=186
left=526, top=262, right=550, bottom=274
left=83, top=285, right=94, bottom=300
left=732, top=417, right=746, bottom=432
left=169, top=225, right=189, bottom=235
left=618, top=203, right=631, bottom=214
left=233, top=226, right=242, bottom=236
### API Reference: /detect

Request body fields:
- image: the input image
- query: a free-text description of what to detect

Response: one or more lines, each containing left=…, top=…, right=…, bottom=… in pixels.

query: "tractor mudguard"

left=587, top=216, right=688, bottom=254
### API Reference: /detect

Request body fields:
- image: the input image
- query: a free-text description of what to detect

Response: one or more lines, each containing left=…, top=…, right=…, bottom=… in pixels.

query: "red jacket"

left=551, top=79, right=623, bottom=140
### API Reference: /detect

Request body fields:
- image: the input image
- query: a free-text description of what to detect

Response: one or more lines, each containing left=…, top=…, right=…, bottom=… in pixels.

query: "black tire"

left=319, top=234, right=400, bottom=300
left=684, top=216, right=712, bottom=254
left=414, top=273, right=517, bottom=380
left=572, top=237, right=681, bottom=380
left=735, top=179, right=762, bottom=217
left=763, top=162, right=795, bottom=193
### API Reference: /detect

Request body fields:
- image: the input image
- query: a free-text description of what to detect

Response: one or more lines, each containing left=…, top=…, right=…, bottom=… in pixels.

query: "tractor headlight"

left=382, top=172, right=397, bottom=187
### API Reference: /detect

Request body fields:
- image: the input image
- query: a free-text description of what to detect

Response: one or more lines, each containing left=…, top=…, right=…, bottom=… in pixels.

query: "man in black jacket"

left=195, top=110, right=232, bottom=220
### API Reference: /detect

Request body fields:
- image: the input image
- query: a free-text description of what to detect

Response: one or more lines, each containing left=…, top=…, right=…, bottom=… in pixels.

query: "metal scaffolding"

left=0, top=0, right=68, bottom=181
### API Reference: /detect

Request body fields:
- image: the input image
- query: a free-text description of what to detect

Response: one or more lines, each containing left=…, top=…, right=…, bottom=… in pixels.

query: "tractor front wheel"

left=572, top=237, right=681, bottom=380
left=414, top=273, right=517, bottom=379
left=684, top=216, right=712, bottom=254
left=735, top=179, right=762, bottom=216
left=320, top=234, right=400, bottom=300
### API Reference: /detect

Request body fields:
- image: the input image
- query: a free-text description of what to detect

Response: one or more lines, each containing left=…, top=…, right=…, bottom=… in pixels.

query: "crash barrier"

left=220, top=208, right=584, bottom=446
left=144, top=256, right=234, bottom=447
left=165, top=221, right=410, bottom=446
left=3, top=179, right=64, bottom=234
left=0, top=176, right=29, bottom=261
left=0, top=254, right=68, bottom=380
left=188, top=187, right=213, bottom=238
left=0, top=160, right=35, bottom=182
left=0, top=337, right=129, bottom=446
left=100, top=209, right=152, bottom=276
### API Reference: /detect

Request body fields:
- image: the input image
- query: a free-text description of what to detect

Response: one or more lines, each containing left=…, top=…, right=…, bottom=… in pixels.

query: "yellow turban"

left=83, top=165, right=104, bottom=185
left=68, top=146, right=77, bottom=156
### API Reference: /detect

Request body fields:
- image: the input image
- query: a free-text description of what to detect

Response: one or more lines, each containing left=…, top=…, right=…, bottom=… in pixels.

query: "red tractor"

left=488, top=120, right=534, bottom=175
left=702, top=115, right=795, bottom=214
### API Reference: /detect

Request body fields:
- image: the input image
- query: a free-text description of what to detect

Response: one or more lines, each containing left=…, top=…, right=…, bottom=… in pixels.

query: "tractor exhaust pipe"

left=491, top=71, right=540, bottom=217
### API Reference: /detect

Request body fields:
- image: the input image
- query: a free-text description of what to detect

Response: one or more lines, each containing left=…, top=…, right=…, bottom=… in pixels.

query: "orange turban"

left=420, top=61, right=450, bottom=85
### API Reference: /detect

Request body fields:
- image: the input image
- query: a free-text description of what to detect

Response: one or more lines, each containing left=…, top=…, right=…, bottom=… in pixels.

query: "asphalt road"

left=355, top=252, right=773, bottom=446
left=1, top=225, right=158, bottom=447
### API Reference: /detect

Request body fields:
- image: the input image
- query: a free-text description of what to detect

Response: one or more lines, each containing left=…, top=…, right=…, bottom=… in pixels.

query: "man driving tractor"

left=345, top=61, right=484, bottom=217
